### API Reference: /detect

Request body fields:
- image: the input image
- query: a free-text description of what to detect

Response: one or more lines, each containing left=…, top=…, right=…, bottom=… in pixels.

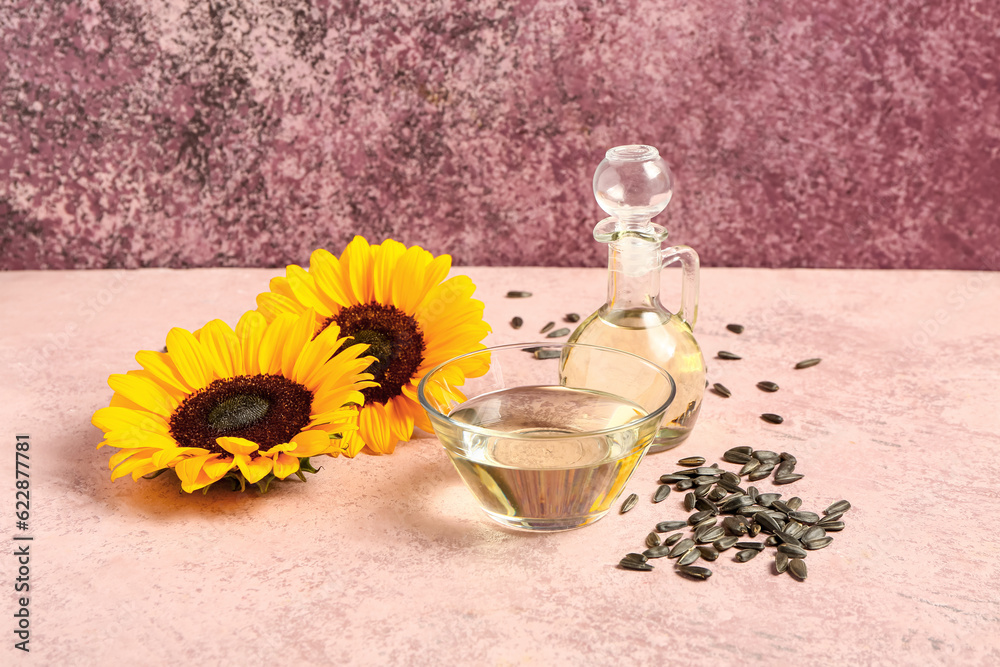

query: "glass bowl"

left=417, top=343, right=676, bottom=532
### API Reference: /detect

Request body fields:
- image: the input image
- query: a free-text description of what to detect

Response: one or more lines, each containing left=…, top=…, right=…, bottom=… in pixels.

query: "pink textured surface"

left=2, top=266, right=1000, bottom=665
left=1, top=1, right=998, bottom=271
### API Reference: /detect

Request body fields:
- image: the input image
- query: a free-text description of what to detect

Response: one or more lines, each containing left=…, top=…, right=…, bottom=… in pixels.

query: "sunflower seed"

left=722, top=516, right=748, bottom=536
left=785, top=497, right=803, bottom=511
left=619, top=558, right=654, bottom=571
left=803, top=536, right=834, bottom=550
left=748, top=467, right=774, bottom=482
left=655, top=520, right=687, bottom=533
left=534, top=349, right=562, bottom=360
left=722, top=449, right=752, bottom=464
left=693, top=476, right=718, bottom=486
left=712, top=383, right=732, bottom=398
left=677, top=548, right=702, bottom=566
left=774, top=552, right=789, bottom=574
left=693, top=484, right=712, bottom=499
left=564, top=313, right=580, bottom=323
left=775, top=531, right=802, bottom=547
left=653, top=485, right=671, bottom=503
left=801, top=526, right=827, bottom=542
left=773, top=473, right=804, bottom=485
left=643, top=545, right=673, bottom=559
left=783, top=521, right=806, bottom=538
left=546, top=327, right=570, bottom=338
left=718, top=477, right=745, bottom=494
left=510, top=316, right=523, bottom=329
left=825, top=500, right=852, bottom=515
left=774, top=460, right=796, bottom=478
left=755, top=512, right=783, bottom=533
left=720, top=495, right=754, bottom=513
left=664, top=533, right=684, bottom=546
left=735, top=549, right=759, bottom=562
left=707, top=486, right=727, bottom=501
left=713, top=536, right=738, bottom=551
left=764, top=535, right=780, bottom=547
left=788, top=558, right=808, bottom=580
left=756, top=380, right=780, bottom=392
left=718, top=351, right=742, bottom=360
left=727, top=445, right=753, bottom=455
left=620, top=493, right=639, bottom=513
left=735, top=541, right=765, bottom=551
left=771, top=500, right=792, bottom=515
left=622, top=552, right=647, bottom=563
left=668, top=538, right=696, bottom=558
left=506, top=290, right=532, bottom=298
left=777, top=544, right=808, bottom=558
left=683, top=492, right=697, bottom=511
left=646, top=532, right=661, bottom=548
left=819, top=520, right=845, bottom=532
left=780, top=451, right=797, bottom=463
left=677, top=565, right=713, bottom=580
left=789, top=511, right=820, bottom=525
left=522, top=347, right=542, bottom=353
left=726, top=323, right=745, bottom=334
left=739, top=459, right=761, bottom=476
left=752, top=450, right=779, bottom=464
left=757, top=493, right=780, bottom=508
left=747, top=522, right=762, bottom=537
left=659, top=473, right=690, bottom=483
left=693, top=467, right=724, bottom=477
left=692, top=516, right=717, bottom=530
left=697, top=546, right=720, bottom=561
left=688, top=510, right=713, bottom=526
left=760, top=413, right=784, bottom=424
left=677, top=456, right=706, bottom=467
left=675, top=479, right=695, bottom=490
left=748, top=486, right=759, bottom=501
left=696, top=526, right=725, bottom=543
left=795, top=358, right=822, bottom=369
left=737, top=505, right=768, bottom=516
left=695, top=498, right=720, bottom=515
left=539, top=321, right=555, bottom=333
left=819, top=511, right=844, bottom=524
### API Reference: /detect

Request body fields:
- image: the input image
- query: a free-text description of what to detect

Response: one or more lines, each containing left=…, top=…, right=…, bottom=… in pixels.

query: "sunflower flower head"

left=256, top=236, right=491, bottom=455
left=92, top=309, right=377, bottom=493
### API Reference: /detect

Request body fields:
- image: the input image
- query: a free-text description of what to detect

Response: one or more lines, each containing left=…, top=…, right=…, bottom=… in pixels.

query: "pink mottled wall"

left=1, top=1, right=998, bottom=271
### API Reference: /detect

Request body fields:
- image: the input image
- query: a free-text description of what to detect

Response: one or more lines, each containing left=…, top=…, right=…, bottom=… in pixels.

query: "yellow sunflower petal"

left=110, top=454, right=163, bottom=481
left=108, top=447, right=156, bottom=470
left=358, top=402, right=397, bottom=455
left=256, top=290, right=303, bottom=323
left=342, top=236, right=374, bottom=304
left=372, top=239, right=406, bottom=304
left=382, top=397, right=415, bottom=443
left=288, top=429, right=336, bottom=457
left=391, top=245, right=433, bottom=314
left=311, top=250, right=353, bottom=309
left=235, top=310, right=267, bottom=375
left=203, top=456, right=236, bottom=479
left=151, top=447, right=202, bottom=468
left=107, top=373, right=179, bottom=419
left=216, top=437, right=260, bottom=457
left=198, top=319, right=243, bottom=378
left=339, top=428, right=366, bottom=458
left=258, top=313, right=296, bottom=375
left=235, top=454, right=272, bottom=484
left=175, top=454, right=223, bottom=493
left=285, top=265, right=333, bottom=318
left=281, top=308, right=318, bottom=378
left=92, top=406, right=170, bottom=437
left=271, top=452, right=300, bottom=479
left=165, top=328, right=213, bottom=390
left=135, top=350, right=193, bottom=395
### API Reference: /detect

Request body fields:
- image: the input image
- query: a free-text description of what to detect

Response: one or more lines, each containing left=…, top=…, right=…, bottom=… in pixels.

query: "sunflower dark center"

left=170, top=374, right=313, bottom=456
left=207, top=394, right=270, bottom=432
left=321, top=303, right=425, bottom=405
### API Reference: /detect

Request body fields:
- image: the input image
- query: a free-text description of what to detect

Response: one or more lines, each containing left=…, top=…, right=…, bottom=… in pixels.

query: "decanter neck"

left=604, top=236, right=662, bottom=311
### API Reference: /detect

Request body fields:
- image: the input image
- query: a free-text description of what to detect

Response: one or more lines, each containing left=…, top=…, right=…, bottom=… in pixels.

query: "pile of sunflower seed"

left=618, top=449, right=850, bottom=581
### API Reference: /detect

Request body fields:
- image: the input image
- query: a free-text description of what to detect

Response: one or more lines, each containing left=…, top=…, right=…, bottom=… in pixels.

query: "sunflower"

left=92, top=309, right=376, bottom=493
left=255, top=236, right=491, bottom=455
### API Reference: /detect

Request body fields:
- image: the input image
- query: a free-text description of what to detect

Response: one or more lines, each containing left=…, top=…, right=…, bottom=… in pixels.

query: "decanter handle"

left=661, top=245, right=700, bottom=328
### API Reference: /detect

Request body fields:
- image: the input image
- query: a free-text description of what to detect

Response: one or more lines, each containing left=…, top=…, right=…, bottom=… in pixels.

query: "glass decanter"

left=563, top=145, right=706, bottom=453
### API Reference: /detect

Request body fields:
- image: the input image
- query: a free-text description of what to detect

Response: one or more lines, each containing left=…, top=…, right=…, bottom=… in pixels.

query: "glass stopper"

left=593, top=145, right=673, bottom=225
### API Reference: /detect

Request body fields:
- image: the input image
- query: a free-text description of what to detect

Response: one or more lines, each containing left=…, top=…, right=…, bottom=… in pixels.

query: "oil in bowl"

left=418, top=344, right=676, bottom=532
